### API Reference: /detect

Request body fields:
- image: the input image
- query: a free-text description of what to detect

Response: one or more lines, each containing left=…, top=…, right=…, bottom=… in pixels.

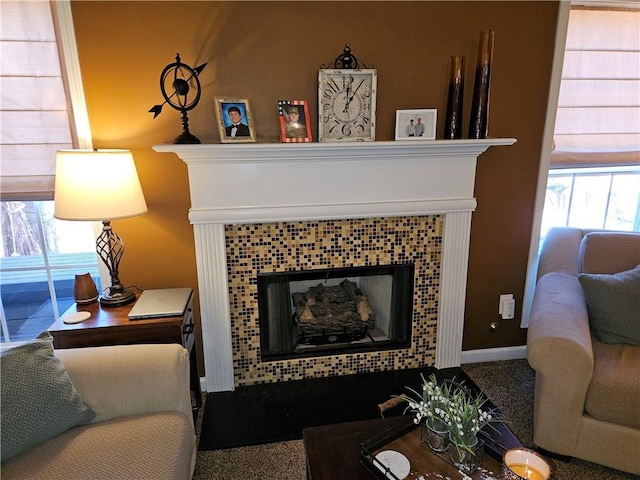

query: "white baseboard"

left=199, top=376, right=236, bottom=393
left=200, top=377, right=211, bottom=393
left=199, top=377, right=208, bottom=392
left=460, top=345, right=527, bottom=365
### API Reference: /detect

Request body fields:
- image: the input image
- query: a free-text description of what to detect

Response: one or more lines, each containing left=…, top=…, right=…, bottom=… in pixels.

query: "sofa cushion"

left=0, top=412, right=195, bottom=480
left=585, top=340, right=640, bottom=430
left=580, top=231, right=640, bottom=275
left=0, top=331, right=95, bottom=462
left=578, top=265, right=640, bottom=345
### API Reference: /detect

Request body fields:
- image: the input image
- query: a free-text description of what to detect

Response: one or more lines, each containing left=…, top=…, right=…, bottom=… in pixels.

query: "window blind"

left=0, top=1, right=74, bottom=200
left=552, top=7, right=640, bottom=167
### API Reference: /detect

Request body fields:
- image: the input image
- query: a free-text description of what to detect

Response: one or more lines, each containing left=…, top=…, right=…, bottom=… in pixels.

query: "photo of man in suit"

left=224, top=105, right=250, bottom=137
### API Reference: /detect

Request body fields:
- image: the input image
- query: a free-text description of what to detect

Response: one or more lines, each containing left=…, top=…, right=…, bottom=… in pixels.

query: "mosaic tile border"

left=225, top=216, right=443, bottom=387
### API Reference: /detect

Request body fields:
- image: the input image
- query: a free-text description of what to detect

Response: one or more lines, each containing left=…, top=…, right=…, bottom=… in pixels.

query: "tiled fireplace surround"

left=155, top=139, right=514, bottom=392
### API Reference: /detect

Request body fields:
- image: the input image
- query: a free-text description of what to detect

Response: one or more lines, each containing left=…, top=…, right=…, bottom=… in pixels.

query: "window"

left=523, top=2, right=639, bottom=327
left=1, top=201, right=101, bottom=345
left=540, top=6, right=640, bottom=241
left=0, top=1, right=97, bottom=346
left=542, top=165, right=639, bottom=235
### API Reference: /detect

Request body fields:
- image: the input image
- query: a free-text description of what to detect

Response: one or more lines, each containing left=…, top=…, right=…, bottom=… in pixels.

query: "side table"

left=49, top=289, right=202, bottom=417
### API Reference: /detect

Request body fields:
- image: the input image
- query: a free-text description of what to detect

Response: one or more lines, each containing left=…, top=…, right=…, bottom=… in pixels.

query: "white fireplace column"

left=154, top=139, right=515, bottom=392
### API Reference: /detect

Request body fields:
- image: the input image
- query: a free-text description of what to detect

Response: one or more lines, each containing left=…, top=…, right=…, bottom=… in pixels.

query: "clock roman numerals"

left=323, top=78, right=341, bottom=98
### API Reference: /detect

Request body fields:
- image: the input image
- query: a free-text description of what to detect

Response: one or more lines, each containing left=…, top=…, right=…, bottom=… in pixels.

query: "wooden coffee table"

left=303, top=415, right=522, bottom=480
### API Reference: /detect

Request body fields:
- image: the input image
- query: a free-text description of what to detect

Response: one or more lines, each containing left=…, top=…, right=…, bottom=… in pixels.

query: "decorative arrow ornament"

left=149, top=53, right=207, bottom=144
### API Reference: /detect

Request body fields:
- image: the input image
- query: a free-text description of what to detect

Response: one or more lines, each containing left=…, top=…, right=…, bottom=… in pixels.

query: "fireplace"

left=258, top=263, right=414, bottom=360
left=154, top=139, right=515, bottom=392
left=224, top=215, right=441, bottom=386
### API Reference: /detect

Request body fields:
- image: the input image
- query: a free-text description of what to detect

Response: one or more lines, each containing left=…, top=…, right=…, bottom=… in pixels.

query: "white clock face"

left=318, top=69, right=377, bottom=142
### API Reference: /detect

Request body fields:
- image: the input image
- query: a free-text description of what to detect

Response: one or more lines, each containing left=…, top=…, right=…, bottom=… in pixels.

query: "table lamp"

left=54, top=149, right=148, bottom=307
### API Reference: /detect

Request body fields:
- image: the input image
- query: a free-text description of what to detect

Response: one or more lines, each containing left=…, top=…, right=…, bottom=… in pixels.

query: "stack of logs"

left=292, top=279, right=376, bottom=340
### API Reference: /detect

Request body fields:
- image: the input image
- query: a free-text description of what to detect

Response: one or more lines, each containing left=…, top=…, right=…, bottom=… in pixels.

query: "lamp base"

left=100, top=288, right=136, bottom=308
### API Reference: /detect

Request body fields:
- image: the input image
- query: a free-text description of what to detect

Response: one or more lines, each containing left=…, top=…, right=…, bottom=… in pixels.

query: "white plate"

left=374, top=450, right=410, bottom=479
left=62, top=311, right=91, bottom=324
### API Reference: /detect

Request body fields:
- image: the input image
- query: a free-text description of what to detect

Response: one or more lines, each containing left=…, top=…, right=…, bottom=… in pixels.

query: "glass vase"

left=448, top=436, right=484, bottom=475
left=444, top=55, right=465, bottom=140
left=468, top=29, right=495, bottom=139
left=421, top=421, right=450, bottom=453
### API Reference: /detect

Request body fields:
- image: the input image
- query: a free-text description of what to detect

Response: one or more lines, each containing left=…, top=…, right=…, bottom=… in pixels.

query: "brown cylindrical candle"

left=444, top=55, right=465, bottom=139
left=468, top=29, right=495, bottom=139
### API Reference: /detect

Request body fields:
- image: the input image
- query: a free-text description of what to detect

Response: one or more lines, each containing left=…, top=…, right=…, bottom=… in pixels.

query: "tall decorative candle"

left=468, top=29, right=495, bottom=139
left=444, top=55, right=465, bottom=139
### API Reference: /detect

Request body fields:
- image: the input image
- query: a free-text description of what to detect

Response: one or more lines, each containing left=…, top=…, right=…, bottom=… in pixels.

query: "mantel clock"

left=318, top=45, right=377, bottom=142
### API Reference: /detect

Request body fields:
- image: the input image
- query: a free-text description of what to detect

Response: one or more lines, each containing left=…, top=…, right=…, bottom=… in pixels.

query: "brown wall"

left=70, top=1, right=559, bottom=371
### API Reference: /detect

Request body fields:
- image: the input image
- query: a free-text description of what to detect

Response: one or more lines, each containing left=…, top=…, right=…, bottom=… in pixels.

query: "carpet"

left=192, top=359, right=638, bottom=480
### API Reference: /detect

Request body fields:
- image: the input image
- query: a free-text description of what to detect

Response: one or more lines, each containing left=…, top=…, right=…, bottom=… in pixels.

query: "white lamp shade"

left=54, top=149, right=148, bottom=221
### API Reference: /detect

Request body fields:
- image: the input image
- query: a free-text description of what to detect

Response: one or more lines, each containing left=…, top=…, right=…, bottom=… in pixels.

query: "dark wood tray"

left=360, top=417, right=515, bottom=480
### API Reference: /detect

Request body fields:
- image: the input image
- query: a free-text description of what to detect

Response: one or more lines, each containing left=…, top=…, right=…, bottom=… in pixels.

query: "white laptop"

left=128, top=288, right=193, bottom=320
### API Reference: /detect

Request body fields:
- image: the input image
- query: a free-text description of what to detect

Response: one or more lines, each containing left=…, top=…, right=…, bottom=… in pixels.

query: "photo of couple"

left=395, top=109, right=437, bottom=141
left=404, top=117, right=428, bottom=137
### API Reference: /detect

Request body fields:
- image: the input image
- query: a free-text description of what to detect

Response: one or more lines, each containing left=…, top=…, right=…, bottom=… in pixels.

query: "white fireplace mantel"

left=154, top=139, right=516, bottom=391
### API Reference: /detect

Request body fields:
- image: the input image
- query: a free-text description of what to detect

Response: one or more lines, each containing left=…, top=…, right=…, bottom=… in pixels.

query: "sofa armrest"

left=527, top=272, right=593, bottom=454
left=55, top=343, right=193, bottom=428
left=536, top=227, right=585, bottom=279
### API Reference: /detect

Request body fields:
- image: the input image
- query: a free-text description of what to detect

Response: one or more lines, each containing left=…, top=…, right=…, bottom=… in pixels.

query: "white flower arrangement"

left=402, top=374, right=503, bottom=454
left=402, top=373, right=453, bottom=432
left=447, top=386, right=502, bottom=455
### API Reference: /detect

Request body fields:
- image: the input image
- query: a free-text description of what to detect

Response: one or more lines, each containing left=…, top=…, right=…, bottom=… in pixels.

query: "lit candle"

left=502, top=448, right=551, bottom=480
left=508, top=462, right=545, bottom=480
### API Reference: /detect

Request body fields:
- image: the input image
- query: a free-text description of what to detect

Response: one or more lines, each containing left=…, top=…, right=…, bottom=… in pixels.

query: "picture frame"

left=395, top=109, right=437, bottom=141
left=214, top=97, right=257, bottom=143
left=278, top=100, right=312, bottom=143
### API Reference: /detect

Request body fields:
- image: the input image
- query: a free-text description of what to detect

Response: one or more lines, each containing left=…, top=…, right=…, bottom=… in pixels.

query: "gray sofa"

left=1, top=342, right=197, bottom=479
left=527, top=227, right=640, bottom=474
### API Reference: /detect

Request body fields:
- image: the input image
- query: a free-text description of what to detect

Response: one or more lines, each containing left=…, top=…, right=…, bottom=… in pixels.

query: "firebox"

left=257, top=264, right=414, bottom=360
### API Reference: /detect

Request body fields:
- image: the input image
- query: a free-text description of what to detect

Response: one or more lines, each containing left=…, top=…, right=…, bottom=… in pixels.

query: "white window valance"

left=0, top=1, right=74, bottom=200
left=552, top=7, right=640, bottom=167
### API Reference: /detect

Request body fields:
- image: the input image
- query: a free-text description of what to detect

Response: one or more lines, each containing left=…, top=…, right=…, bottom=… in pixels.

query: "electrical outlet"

left=499, top=294, right=515, bottom=320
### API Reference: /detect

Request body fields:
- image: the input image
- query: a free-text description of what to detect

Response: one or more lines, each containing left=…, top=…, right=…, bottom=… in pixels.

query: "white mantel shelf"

left=153, top=138, right=515, bottom=162
left=153, top=138, right=516, bottom=392
left=154, top=139, right=516, bottom=225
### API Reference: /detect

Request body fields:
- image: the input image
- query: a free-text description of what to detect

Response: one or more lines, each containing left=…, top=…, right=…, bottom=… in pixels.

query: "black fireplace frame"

left=257, top=263, right=415, bottom=361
